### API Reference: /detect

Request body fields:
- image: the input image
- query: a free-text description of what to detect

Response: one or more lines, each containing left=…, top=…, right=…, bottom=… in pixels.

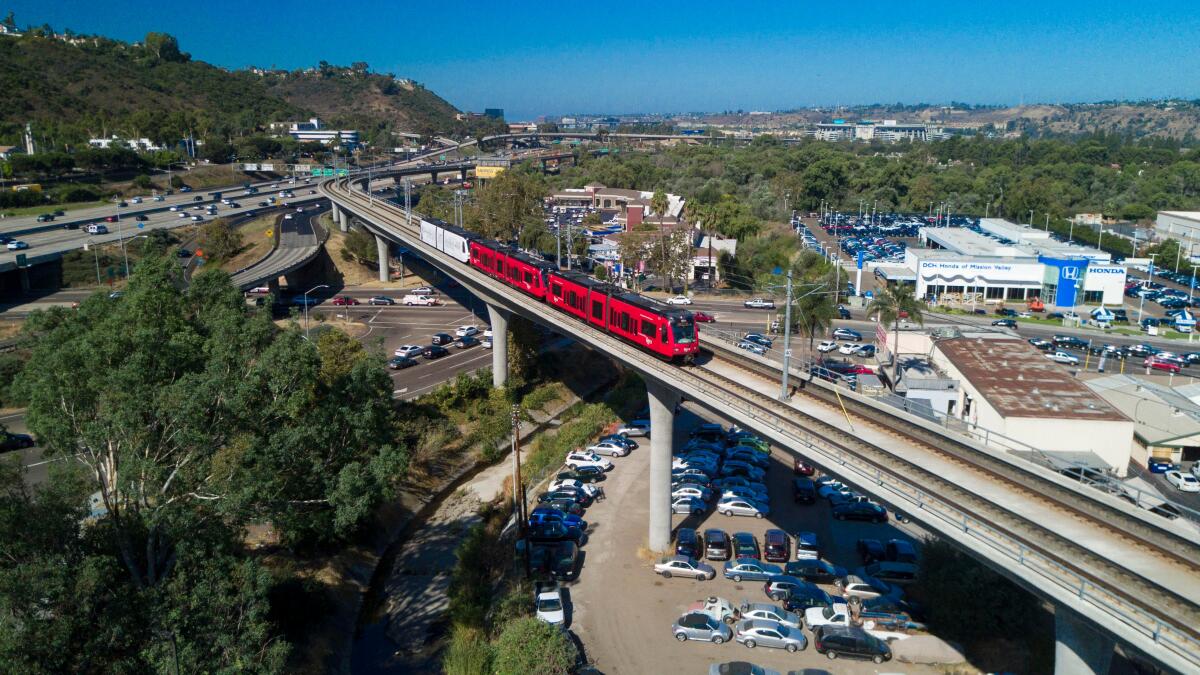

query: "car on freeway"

left=190, top=215, right=204, bottom=221
left=1027, top=337, right=1054, bottom=351
left=811, top=625, right=891, bottom=663
left=762, top=529, right=790, bottom=563
left=1165, top=470, right=1200, bottom=493
left=616, top=420, right=651, bottom=437
left=693, top=311, right=716, bottom=323
left=742, top=333, right=773, bottom=348
left=737, top=340, right=767, bottom=356
left=368, top=295, right=395, bottom=305
left=724, top=558, right=782, bottom=583
left=36, top=213, right=55, bottom=222
left=422, top=345, right=449, bottom=360
left=763, top=575, right=815, bottom=602
left=743, top=298, right=775, bottom=309
left=1145, top=357, right=1181, bottom=374
left=992, top=319, right=1017, bottom=328
left=737, top=603, right=802, bottom=631
left=387, top=356, right=417, bottom=370
left=673, top=612, right=733, bottom=644
left=6, top=241, right=29, bottom=250
left=430, top=332, right=455, bottom=346
left=665, top=295, right=693, bottom=305
left=535, top=583, right=565, bottom=626
left=1126, top=343, right=1159, bottom=358
left=654, top=555, right=716, bottom=580
left=410, top=286, right=436, bottom=295
left=564, top=451, right=613, bottom=472
left=456, top=335, right=480, bottom=349
left=455, top=325, right=479, bottom=337
left=816, top=340, right=838, bottom=353
left=832, top=500, right=888, bottom=523
left=1, top=432, right=35, bottom=452
left=1053, top=335, right=1089, bottom=350
left=704, top=528, right=732, bottom=561
left=832, top=328, right=862, bottom=341
left=134, top=214, right=149, bottom=221
left=331, top=296, right=360, bottom=306
left=672, top=496, right=709, bottom=514
left=675, top=528, right=703, bottom=558
left=733, top=619, right=807, bottom=652
left=784, top=559, right=847, bottom=584
left=1046, top=350, right=1080, bottom=366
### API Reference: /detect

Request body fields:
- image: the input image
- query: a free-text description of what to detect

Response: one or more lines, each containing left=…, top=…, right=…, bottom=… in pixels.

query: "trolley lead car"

left=419, top=214, right=699, bottom=362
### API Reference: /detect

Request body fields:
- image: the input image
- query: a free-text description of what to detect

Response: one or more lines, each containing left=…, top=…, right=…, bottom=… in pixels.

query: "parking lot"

left=562, top=405, right=944, bottom=674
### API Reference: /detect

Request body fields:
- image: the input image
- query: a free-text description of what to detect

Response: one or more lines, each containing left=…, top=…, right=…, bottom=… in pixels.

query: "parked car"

left=792, top=478, right=817, bottom=504
left=811, top=625, right=891, bottom=663
left=794, top=531, right=821, bottom=560
left=763, top=529, right=790, bottom=562
left=764, top=575, right=816, bottom=602
left=704, top=528, right=732, bottom=561
left=455, top=325, right=479, bottom=337
left=718, top=496, right=769, bottom=518
left=689, top=596, right=741, bottom=625
left=556, top=466, right=605, bottom=483
left=779, top=585, right=836, bottom=614
left=885, top=539, right=918, bottom=564
left=857, top=562, right=919, bottom=586
left=672, top=496, right=709, bottom=514
left=564, top=451, right=613, bottom=472
left=1, top=432, right=35, bottom=452
left=725, top=558, right=783, bottom=583
left=832, top=328, right=862, bottom=342
left=783, top=559, right=847, bottom=584
left=676, top=528, right=704, bottom=558
left=616, top=420, right=651, bottom=437
left=1148, top=458, right=1178, bottom=473
left=535, top=583, right=565, bottom=626
left=654, top=555, right=716, bottom=580
left=1145, top=357, right=1182, bottom=374
left=838, top=574, right=899, bottom=602
left=422, top=345, right=449, bottom=359
left=817, top=340, right=838, bottom=353
left=734, top=619, right=807, bottom=652
left=832, top=501, right=888, bottom=523
left=1165, top=470, right=1200, bottom=493
left=665, top=295, right=693, bottom=305
left=673, top=612, right=733, bottom=643
left=394, top=344, right=424, bottom=358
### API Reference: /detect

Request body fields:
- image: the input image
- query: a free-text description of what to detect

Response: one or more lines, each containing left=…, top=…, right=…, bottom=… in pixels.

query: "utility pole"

left=403, top=177, right=412, bottom=227
left=779, top=269, right=794, bottom=400
left=511, top=405, right=525, bottom=527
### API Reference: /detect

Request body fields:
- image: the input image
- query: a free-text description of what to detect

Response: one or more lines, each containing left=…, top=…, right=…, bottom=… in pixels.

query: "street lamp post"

left=85, top=237, right=101, bottom=285
left=1028, top=209, right=1034, bottom=226
left=1138, top=254, right=1157, bottom=323
left=303, top=284, right=329, bottom=340
left=779, top=269, right=794, bottom=400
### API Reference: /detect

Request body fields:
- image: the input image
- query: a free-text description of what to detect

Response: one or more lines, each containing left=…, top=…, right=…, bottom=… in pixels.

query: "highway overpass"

left=322, top=173, right=1200, bottom=675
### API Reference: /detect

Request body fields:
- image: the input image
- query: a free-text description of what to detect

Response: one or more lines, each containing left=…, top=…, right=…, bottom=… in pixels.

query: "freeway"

left=325, top=174, right=1200, bottom=673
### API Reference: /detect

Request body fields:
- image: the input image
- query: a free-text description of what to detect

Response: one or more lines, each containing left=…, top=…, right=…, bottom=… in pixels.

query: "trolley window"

left=551, top=282, right=563, bottom=297
left=593, top=300, right=604, bottom=321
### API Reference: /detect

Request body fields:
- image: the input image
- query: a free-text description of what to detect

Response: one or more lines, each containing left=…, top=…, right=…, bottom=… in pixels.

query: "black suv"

left=812, top=625, right=892, bottom=663
left=1052, top=335, right=1089, bottom=350
left=430, top=333, right=455, bottom=346
left=675, top=527, right=703, bottom=559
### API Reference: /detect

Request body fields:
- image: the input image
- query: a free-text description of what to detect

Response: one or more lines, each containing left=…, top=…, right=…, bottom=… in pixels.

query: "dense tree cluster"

left=1, top=260, right=408, bottom=670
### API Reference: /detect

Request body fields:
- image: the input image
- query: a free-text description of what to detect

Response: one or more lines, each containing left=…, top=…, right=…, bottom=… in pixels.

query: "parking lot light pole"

left=303, top=284, right=329, bottom=340
left=779, top=270, right=794, bottom=400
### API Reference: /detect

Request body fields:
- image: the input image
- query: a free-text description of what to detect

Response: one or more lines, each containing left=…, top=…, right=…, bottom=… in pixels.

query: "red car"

left=1145, top=357, right=1181, bottom=374
left=793, top=458, right=815, bottom=476
left=693, top=311, right=716, bottom=323
left=842, top=364, right=875, bottom=375
left=105, top=215, right=117, bottom=222
left=331, top=296, right=360, bottom=306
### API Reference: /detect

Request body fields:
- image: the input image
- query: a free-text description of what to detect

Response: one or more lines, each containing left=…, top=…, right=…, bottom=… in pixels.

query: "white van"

left=86, top=224, right=109, bottom=234
left=403, top=294, right=438, bottom=306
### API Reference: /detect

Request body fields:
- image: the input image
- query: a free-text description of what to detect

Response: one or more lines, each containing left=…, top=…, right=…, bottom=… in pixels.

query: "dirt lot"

left=567, top=404, right=947, bottom=674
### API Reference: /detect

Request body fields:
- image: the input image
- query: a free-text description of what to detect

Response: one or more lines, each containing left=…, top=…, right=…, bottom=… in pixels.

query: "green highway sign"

left=335, top=169, right=349, bottom=176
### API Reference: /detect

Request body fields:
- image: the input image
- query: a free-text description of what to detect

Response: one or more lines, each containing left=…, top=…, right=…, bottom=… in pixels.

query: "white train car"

left=420, top=217, right=473, bottom=263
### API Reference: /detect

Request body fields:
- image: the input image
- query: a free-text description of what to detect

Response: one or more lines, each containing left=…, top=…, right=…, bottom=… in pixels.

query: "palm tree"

left=796, top=291, right=836, bottom=353
left=866, top=284, right=927, bottom=383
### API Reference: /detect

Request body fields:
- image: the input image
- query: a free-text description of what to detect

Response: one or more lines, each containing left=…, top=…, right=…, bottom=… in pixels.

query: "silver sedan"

left=734, top=619, right=808, bottom=652
left=672, top=612, right=733, bottom=644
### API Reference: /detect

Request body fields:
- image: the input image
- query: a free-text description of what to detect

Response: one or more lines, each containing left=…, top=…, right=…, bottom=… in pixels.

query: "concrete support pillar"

left=375, top=234, right=389, bottom=283
left=19, top=268, right=30, bottom=293
left=487, top=305, right=509, bottom=389
left=331, top=203, right=341, bottom=226
left=646, top=379, right=680, bottom=553
left=1054, top=606, right=1114, bottom=675
left=338, top=208, right=349, bottom=233
left=459, top=168, right=468, bottom=182
left=266, top=277, right=280, bottom=296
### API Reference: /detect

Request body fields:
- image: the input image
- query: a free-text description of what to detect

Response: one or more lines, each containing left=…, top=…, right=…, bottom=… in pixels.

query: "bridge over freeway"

left=323, top=173, right=1199, bottom=674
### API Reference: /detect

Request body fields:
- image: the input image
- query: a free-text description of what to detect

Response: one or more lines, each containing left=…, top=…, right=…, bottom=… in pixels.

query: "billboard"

left=475, top=166, right=506, bottom=179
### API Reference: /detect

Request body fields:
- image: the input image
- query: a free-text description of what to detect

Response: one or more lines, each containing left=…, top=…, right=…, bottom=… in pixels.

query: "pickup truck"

left=804, top=602, right=923, bottom=642
left=403, top=294, right=439, bottom=306
left=1046, top=350, right=1080, bottom=366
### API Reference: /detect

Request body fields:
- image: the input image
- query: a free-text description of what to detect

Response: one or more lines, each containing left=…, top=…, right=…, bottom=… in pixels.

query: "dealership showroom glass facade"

left=909, top=250, right=1127, bottom=308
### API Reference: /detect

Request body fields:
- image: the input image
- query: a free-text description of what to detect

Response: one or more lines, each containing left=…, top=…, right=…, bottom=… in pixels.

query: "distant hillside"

left=0, top=28, right=464, bottom=150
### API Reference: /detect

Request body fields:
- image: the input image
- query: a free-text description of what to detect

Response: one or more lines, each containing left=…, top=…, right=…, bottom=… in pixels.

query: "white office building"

left=286, top=118, right=360, bottom=147
left=1155, top=211, right=1200, bottom=254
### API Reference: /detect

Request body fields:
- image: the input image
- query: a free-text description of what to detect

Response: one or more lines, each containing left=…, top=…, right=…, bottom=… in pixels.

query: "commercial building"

left=931, top=336, right=1135, bottom=475
left=1086, top=375, right=1200, bottom=466
left=285, top=118, right=359, bottom=147
left=548, top=183, right=685, bottom=230
left=812, top=119, right=944, bottom=143
left=908, top=221, right=1126, bottom=308
left=1155, top=211, right=1200, bottom=255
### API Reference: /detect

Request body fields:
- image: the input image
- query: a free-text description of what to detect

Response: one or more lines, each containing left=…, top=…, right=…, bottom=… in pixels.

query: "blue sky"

left=10, top=1, right=1200, bottom=119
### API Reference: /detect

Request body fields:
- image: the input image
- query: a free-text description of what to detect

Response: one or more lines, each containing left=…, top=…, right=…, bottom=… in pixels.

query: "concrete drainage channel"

left=347, top=374, right=616, bottom=673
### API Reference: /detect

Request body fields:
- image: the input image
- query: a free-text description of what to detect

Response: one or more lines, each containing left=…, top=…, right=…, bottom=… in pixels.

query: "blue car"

left=1148, top=458, right=1179, bottom=474
left=724, top=558, right=782, bottom=583
left=529, top=507, right=587, bottom=533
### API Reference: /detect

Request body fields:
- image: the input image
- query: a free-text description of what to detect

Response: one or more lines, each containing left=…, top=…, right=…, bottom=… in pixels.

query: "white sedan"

left=394, top=344, right=424, bottom=358
left=535, top=584, right=565, bottom=626
left=549, top=478, right=602, bottom=498
left=716, top=496, right=769, bottom=518
left=817, top=341, right=838, bottom=353
left=838, top=343, right=861, bottom=356
left=654, top=555, right=715, bottom=580
left=666, top=295, right=693, bottom=305
left=671, top=485, right=712, bottom=501
left=455, top=325, right=479, bottom=337
left=1165, top=470, right=1200, bottom=493
left=588, top=441, right=630, bottom=457
left=565, top=451, right=613, bottom=472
